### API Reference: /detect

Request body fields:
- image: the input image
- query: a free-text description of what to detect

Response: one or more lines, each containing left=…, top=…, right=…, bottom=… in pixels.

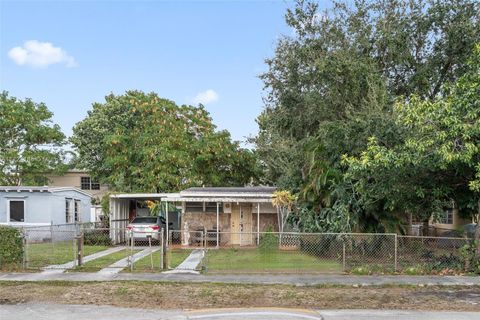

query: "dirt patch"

left=0, top=281, right=479, bottom=311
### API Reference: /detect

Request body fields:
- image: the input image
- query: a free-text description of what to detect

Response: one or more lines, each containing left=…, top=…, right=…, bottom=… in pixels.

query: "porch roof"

left=161, top=186, right=276, bottom=203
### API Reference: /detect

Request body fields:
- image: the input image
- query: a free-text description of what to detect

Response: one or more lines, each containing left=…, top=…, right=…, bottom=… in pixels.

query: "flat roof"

left=0, top=186, right=92, bottom=197
left=110, top=193, right=170, bottom=199
left=109, top=187, right=276, bottom=203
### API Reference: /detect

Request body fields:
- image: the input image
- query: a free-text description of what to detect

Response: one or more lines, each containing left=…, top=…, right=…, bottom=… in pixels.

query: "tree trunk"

left=422, top=219, right=429, bottom=236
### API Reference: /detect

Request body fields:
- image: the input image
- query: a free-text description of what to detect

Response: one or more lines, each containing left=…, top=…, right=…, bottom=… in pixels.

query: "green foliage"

left=345, top=44, right=480, bottom=226
left=0, top=91, right=67, bottom=185
left=259, top=226, right=278, bottom=251
left=71, top=91, right=259, bottom=192
left=83, top=230, right=112, bottom=246
left=460, top=241, right=480, bottom=273
left=255, top=0, right=480, bottom=232
left=0, top=226, right=23, bottom=267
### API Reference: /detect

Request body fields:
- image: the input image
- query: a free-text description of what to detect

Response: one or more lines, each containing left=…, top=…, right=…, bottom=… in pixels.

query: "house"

left=46, top=169, right=109, bottom=221
left=0, top=186, right=92, bottom=227
left=108, top=186, right=278, bottom=246
left=430, top=206, right=472, bottom=236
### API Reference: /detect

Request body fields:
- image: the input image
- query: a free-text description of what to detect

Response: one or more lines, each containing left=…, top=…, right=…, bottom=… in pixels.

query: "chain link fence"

left=1, top=224, right=474, bottom=274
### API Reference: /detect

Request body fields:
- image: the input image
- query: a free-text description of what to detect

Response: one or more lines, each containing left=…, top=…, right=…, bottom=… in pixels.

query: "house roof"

left=0, top=186, right=92, bottom=197
left=164, top=186, right=276, bottom=203
left=181, top=186, right=276, bottom=195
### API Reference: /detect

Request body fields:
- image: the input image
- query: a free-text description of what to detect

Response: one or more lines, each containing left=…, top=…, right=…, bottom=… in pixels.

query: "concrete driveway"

left=1, top=304, right=480, bottom=320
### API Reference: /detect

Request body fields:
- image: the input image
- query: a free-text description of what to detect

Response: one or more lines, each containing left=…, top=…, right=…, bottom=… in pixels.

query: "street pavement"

left=0, top=304, right=479, bottom=320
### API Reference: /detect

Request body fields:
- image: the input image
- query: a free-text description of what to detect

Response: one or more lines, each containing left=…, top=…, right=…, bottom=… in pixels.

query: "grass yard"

left=26, top=242, right=109, bottom=269
left=74, top=249, right=139, bottom=272
left=205, top=248, right=342, bottom=273
left=124, top=249, right=193, bottom=272
left=168, top=249, right=193, bottom=269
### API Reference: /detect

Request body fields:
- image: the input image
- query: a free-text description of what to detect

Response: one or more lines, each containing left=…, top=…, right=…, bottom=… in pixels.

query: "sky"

left=0, top=0, right=306, bottom=146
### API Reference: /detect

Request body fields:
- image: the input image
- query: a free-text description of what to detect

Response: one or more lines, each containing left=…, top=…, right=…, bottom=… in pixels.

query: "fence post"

left=130, top=231, right=134, bottom=271
left=342, top=240, right=346, bottom=272
left=76, top=232, right=84, bottom=267
left=160, top=228, right=164, bottom=270
left=394, top=233, right=398, bottom=272
left=22, top=229, right=27, bottom=270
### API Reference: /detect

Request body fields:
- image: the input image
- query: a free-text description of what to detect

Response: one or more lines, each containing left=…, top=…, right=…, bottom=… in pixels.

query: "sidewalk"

left=0, top=272, right=479, bottom=286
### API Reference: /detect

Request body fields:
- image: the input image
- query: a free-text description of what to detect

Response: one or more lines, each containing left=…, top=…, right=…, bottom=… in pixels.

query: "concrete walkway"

left=164, top=249, right=204, bottom=274
left=1, top=304, right=480, bottom=320
left=1, top=272, right=480, bottom=286
left=98, top=247, right=160, bottom=274
left=42, top=246, right=127, bottom=274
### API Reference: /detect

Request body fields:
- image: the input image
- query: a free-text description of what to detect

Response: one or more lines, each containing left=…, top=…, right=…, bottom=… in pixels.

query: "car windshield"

left=130, top=217, right=157, bottom=224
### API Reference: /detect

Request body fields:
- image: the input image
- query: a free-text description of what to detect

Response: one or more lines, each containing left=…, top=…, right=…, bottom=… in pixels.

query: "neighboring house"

left=46, top=169, right=109, bottom=222
left=109, top=186, right=278, bottom=245
left=430, top=206, right=472, bottom=236
left=0, top=186, right=92, bottom=227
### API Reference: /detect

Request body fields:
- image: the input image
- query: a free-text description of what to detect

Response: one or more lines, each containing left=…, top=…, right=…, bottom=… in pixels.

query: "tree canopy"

left=0, top=91, right=66, bottom=186
left=254, top=0, right=480, bottom=232
left=71, top=91, right=259, bottom=193
left=345, top=44, right=480, bottom=224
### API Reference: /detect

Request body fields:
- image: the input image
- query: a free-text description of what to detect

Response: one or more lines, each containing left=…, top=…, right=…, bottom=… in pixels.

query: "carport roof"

left=110, top=193, right=170, bottom=199
left=162, top=186, right=276, bottom=203
left=109, top=187, right=277, bottom=203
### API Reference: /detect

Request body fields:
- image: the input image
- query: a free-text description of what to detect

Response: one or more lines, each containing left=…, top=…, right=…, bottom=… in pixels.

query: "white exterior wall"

left=0, top=190, right=92, bottom=226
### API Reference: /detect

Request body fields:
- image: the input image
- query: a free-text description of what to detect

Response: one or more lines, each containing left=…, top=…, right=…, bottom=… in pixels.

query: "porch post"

left=165, top=201, right=169, bottom=247
left=216, top=202, right=219, bottom=247
left=257, top=203, right=260, bottom=245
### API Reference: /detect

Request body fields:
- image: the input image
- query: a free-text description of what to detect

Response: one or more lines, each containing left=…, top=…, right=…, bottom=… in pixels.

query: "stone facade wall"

left=181, top=211, right=279, bottom=233
left=181, top=212, right=230, bottom=232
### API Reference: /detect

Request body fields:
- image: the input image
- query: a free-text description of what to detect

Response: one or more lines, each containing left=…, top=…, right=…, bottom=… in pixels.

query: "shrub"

left=0, top=226, right=23, bottom=267
left=83, top=229, right=112, bottom=246
left=259, top=226, right=278, bottom=252
left=460, top=241, right=480, bottom=273
left=351, top=266, right=371, bottom=275
left=403, top=265, right=425, bottom=275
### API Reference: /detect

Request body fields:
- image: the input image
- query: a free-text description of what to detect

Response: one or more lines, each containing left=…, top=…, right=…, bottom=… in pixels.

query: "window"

left=74, top=200, right=80, bottom=222
left=439, top=209, right=454, bottom=224
left=185, top=202, right=223, bottom=213
left=9, top=200, right=25, bottom=222
left=80, top=176, right=100, bottom=190
left=65, top=199, right=72, bottom=223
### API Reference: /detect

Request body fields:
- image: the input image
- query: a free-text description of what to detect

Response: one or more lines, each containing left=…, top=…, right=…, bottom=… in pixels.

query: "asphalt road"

left=1, top=304, right=480, bottom=320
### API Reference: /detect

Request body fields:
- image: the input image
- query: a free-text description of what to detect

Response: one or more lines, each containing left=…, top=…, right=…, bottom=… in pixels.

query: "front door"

left=230, top=203, right=253, bottom=246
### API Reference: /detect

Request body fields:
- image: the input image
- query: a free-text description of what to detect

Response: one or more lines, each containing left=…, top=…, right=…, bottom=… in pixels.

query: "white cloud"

left=8, top=40, right=77, bottom=68
left=192, top=89, right=219, bottom=105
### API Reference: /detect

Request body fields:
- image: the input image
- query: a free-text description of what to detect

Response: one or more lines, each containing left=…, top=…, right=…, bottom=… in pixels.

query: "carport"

left=109, top=193, right=178, bottom=244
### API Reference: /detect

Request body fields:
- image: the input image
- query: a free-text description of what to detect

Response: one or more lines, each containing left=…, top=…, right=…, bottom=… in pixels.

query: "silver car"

left=127, top=216, right=164, bottom=242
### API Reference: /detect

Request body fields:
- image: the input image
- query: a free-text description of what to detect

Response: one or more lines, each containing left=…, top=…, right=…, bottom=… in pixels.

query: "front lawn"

left=205, top=248, right=342, bottom=273
left=125, top=249, right=193, bottom=272
left=74, top=249, right=139, bottom=272
left=26, top=242, right=109, bottom=268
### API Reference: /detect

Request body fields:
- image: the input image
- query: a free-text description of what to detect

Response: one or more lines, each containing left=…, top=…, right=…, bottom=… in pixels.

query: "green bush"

left=0, top=226, right=24, bottom=267
left=83, top=230, right=112, bottom=246
left=259, top=226, right=278, bottom=252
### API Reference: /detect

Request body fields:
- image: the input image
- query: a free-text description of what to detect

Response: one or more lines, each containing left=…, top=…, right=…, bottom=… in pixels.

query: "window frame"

left=74, top=200, right=81, bottom=222
left=65, top=198, right=73, bottom=223
left=80, top=176, right=100, bottom=190
left=7, top=199, right=26, bottom=223
left=439, top=209, right=454, bottom=225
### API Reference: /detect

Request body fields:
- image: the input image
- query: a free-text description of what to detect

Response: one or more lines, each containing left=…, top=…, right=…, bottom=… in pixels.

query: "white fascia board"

left=110, top=193, right=170, bottom=199
left=160, top=197, right=273, bottom=203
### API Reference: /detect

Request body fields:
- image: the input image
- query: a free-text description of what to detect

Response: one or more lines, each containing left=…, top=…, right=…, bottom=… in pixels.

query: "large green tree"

left=345, top=44, right=480, bottom=233
left=0, top=91, right=66, bottom=185
left=255, top=0, right=480, bottom=232
left=71, top=91, right=259, bottom=192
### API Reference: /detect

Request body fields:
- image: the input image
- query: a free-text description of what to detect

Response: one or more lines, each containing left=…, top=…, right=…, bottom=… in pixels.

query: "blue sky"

left=0, top=1, right=309, bottom=145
